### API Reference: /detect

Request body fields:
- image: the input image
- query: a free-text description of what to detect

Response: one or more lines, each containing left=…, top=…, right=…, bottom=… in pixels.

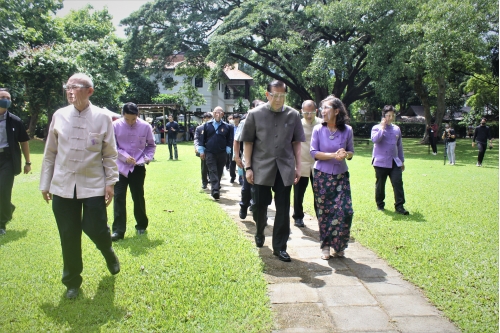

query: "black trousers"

left=229, top=160, right=237, bottom=180
left=113, top=166, right=148, bottom=236
left=52, top=191, right=112, bottom=289
left=168, top=138, right=178, bottom=159
left=200, top=158, right=209, bottom=186
left=206, top=152, right=227, bottom=193
left=240, top=173, right=253, bottom=208
left=374, top=161, right=405, bottom=210
left=292, top=172, right=315, bottom=220
left=252, top=169, right=291, bottom=252
left=477, top=142, right=487, bottom=164
left=0, top=153, right=15, bottom=227
left=430, top=136, right=437, bottom=153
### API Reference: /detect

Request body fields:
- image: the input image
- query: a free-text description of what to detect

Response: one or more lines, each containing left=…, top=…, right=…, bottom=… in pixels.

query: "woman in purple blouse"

left=310, top=95, right=354, bottom=260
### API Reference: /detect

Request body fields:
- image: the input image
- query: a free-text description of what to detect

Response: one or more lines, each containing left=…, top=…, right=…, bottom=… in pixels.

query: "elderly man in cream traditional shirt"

left=292, top=100, right=322, bottom=228
left=40, top=73, right=120, bottom=299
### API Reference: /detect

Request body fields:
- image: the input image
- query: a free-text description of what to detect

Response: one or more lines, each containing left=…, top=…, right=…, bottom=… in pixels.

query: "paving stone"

left=272, top=303, right=334, bottom=330
left=294, top=245, right=328, bottom=259
left=393, top=315, right=459, bottom=333
left=320, top=285, right=378, bottom=306
left=328, top=306, right=395, bottom=331
left=306, top=258, right=349, bottom=272
left=343, top=259, right=402, bottom=278
left=269, top=283, right=320, bottom=303
left=362, top=277, right=419, bottom=295
left=377, top=295, right=440, bottom=317
left=314, top=271, right=364, bottom=287
left=272, top=329, right=331, bottom=333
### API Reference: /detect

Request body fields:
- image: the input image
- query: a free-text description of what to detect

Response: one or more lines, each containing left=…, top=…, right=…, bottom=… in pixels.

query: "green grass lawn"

left=1, top=138, right=498, bottom=332
left=302, top=138, right=499, bottom=333
left=0, top=140, right=273, bottom=332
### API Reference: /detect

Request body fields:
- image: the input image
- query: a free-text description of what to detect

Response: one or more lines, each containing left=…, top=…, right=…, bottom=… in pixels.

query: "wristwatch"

left=25, top=162, right=32, bottom=165
left=245, top=166, right=253, bottom=171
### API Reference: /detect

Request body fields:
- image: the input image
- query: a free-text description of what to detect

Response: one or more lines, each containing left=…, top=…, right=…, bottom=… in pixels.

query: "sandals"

left=321, top=247, right=331, bottom=260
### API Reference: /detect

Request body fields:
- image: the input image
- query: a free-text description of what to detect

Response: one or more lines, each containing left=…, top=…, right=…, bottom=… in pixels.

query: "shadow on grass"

left=114, top=235, right=163, bottom=256
left=382, top=210, right=427, bottom=223
left=0, top=229, right=28, bottom=245
left=40, top=276, right=126, bottom=332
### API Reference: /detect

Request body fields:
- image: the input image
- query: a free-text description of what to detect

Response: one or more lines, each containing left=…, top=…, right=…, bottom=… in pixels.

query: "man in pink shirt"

left=111, top=103, right=156, bottom=241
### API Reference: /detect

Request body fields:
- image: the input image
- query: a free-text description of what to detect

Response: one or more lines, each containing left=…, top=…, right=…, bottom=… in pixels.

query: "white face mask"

left=229, top=119, right=234, bottom=125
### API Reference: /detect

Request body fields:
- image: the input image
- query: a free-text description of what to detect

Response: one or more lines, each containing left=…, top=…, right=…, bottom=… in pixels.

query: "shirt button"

left=275, top=135, right=278, bottom=138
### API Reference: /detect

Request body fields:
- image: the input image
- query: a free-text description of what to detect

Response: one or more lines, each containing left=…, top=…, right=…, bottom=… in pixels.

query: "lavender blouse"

left=310, top=124, right=354, bottom=175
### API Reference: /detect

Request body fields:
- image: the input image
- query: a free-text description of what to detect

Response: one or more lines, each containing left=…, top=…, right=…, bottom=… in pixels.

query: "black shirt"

left=473, top=125, right=492, bottom=144
left=5, top=112, right=30, bottom=175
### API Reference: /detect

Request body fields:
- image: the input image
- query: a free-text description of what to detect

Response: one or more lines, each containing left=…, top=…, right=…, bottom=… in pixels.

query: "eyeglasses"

left=63, top=84, right=91, bottom=91
left=269, top=92, right=287, bottom=99
left=302, top=112, right=316, bottom=114
left=319, top=105, right=333, bottom=112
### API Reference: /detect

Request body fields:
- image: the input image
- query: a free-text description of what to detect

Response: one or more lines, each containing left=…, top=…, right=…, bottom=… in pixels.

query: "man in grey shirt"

left=241, top=80, right=305, bottom=262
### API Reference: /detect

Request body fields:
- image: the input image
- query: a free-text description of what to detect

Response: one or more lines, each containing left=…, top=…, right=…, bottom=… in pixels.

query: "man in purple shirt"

left=111, top=103, right=156, bottom=241
left=371, top=105, right=409, bottom=215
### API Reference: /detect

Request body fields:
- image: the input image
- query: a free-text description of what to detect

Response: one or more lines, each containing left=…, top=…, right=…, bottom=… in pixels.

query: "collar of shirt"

left=0, top=111, right=7, bottom=122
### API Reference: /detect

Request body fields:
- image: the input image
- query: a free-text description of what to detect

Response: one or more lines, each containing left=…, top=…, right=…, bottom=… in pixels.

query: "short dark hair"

left=203, top=112, right=213, bottom=119
left=320, top=95, right=349, bottom=131
left=481, top=117, right=487, bottom=122
left=382, top=105, right=395, bottom=118
left=266, top=80, right=287, bottom=93
left=232, top=113, right=241, bottom=119
left=251, top=99, right=265, bottom=108
left=122, top=102, right=139, bottom=115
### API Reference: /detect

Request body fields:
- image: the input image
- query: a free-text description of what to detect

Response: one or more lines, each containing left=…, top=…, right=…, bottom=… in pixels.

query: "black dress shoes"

left=66, top=287, right=79, bottom=299
left=136, top=229, right=146, bottom=235
left=255, top=235, right=265, bottom=248
left=239, top=206, right=248, bottom=219
left=111, top=232, right=124, bottom=242
left=102, top=248, right=121, bottom=275
left=230, top=177, right=235, bottom=183
left=202, top=184, right=207, bottom=189
left=294, top=219, right=305, bottom=227
left=377, top=206, right=385, bottom=211
left=212, top=191, right=220, bottom=200
left=273, top=250, right=291, bottom=262
left=396, top=207, right=409, bottom=215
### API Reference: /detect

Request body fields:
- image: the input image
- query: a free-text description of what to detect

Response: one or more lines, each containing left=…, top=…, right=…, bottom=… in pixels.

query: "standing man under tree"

left=111, top=102, right=156, bottom=241
left=241, top=80, right=305, bottom=262
left=165, top=115, right=179, bottom=160
left=40, top=73, right=120, bottom=299
left=0, top=88, right=31, bottom=235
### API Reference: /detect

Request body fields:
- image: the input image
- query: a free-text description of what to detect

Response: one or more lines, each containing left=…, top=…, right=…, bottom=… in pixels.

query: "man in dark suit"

left=194, top=113, right=213, bottom=189
left=0, top=88, right=31, bottom=235
left=197, top=107, right=232, bottom=200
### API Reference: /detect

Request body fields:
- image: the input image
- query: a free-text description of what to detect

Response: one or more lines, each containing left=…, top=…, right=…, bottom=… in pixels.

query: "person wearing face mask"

left=0, top=88, right=31, bottom=235
left=225, top=115, right=235, bottom=172
left=472, top=118, right=493, bottom=167
left=198, top=107, right=232, bottom=200
left=40, top=73, right=120, bottom=299
left=310, top=96, right=354, bottom=259
left=292, top=100, right=322, bottom=228
left=194, top=112, right=213, bottom=189
left=111, top=103, right=156, bottom=241
left=371, top=105, right=409, bottom=215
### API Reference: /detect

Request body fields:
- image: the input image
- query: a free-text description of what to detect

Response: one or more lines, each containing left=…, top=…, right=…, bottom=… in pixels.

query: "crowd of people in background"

left=0, top=74, right=495, bottom=299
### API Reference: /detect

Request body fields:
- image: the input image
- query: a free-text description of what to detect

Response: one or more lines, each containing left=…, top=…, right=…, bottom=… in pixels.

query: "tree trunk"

left=28, top=107, right=40, bottom=139
left=414, top=73, right=432, bottom=144
left=435, top=75, right=446, bottom=131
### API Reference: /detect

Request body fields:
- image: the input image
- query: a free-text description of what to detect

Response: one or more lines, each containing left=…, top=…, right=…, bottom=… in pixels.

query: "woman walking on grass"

left=310, top=95, right=354, bottom=260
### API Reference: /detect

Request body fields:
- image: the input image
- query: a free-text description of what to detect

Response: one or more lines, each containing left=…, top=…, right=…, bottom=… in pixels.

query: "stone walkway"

left=212, top=172, right=459, bottom=333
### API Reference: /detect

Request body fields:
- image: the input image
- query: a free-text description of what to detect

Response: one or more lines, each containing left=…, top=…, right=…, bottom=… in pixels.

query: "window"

left=195, top=77, right=203, bottom=88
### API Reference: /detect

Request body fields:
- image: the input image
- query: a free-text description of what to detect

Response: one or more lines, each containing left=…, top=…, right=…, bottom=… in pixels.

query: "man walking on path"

left=40, top=73, right=120, bottom=299
left=165, top=115, right=179, bottom=160
left=198, top=107, right=232, bottom=200
left=472, top=117, right=493, bottom=167
left=194, top=112, right=213, bottom=189
left=111, top=103, right=156, bottom=241
left=371, top=105, right=409, bottom=215
left=292, top=100, right=322, bottom=228
left=241, top=80, right=305, bottom=262
left=0, top=88, right=31, bottom=235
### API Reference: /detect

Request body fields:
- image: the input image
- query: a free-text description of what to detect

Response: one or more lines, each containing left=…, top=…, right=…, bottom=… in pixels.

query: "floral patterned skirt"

left=312, top=170, right=354, bottom=253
